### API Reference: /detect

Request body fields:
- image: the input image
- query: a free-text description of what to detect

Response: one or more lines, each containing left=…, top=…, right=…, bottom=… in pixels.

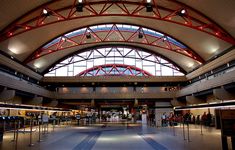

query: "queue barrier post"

left=187, top=123, right=191, bottom=142
left=11, top=119, right=16, bottom=142
left=182, top=122, right=186, bottom=140
left=29, top=117, right=34, bottom=147
left=15, top=120, right=20, bottom=150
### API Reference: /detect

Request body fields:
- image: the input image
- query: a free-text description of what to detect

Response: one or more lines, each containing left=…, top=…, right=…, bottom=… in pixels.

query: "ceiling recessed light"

left=180, top=9, right=186, bottom=14
left=43, top=9, right=48, bottom=15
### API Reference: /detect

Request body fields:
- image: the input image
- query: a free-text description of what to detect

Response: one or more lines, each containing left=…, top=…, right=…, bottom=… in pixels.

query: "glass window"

left=44, top=46, right=184, bottom=77
left=56, top=67, right=68, bottom=76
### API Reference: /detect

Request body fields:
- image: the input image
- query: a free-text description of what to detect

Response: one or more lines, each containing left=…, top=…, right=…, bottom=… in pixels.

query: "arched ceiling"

left=0, top=0, right=234, bottom=75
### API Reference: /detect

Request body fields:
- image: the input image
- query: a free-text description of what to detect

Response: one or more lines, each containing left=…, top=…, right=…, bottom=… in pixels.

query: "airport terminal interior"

left=0, top=0, right=235, bottom=150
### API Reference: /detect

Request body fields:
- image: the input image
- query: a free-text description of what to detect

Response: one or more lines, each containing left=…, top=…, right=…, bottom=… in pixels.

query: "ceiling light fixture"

left=163, top=36, right=167, bottom=42
left=43, top=9, right=48, bottom=15
left=86, top=31, right=91, bottom=39
left=180, top=9, right=186, bottom=14
left=76, top=0, right=83, bottom=12
left=138, top=30, right=143, bottom=39
left=62, top=37, right=66, bottom=41
left=146, top=2, right=153, bottom=12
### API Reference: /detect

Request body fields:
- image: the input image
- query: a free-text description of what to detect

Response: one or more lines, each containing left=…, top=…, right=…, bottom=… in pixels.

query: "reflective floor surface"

left=0, top=122, right=226, bottom=150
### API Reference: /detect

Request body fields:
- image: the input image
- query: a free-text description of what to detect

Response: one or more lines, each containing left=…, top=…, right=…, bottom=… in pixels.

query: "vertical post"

left=23, top=118, right=26, bottom=134
left=53, top=119, right=55, bottom=132
left=12, top=119, right=16, bottom=141
left=231, top=137, right=235, bottom=150
left=46, top=122, right=49, bottom=134
left=173, top=120, right=176, bottom=136
left=221, top=136, right=228, bottom=150
left=3, top=120, right=5, bottom=132
left=38, top=118, right=42, bottom=142
left=14, top=120, right=19, bottom=150
left=200, top=120, right=203, bottom=135
left=43, top=122, right=45, bottom=134
left=187, top=123, right=191, bottom=142
left=183, top=122, right=186, bottom=140
left=29, top=117, right=34, bottom=147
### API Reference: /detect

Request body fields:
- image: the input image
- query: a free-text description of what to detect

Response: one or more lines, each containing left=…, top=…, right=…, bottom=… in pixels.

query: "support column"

left=155, top=102, right=173, bottom=127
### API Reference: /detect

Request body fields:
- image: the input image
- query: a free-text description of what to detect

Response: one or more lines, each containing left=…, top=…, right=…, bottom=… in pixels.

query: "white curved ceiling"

left=0, top=0, right=234, bottom=74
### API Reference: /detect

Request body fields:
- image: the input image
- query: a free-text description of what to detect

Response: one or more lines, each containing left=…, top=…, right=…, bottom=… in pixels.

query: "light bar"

left=175, top=100, right=235, bottom=110
left=0, top=102, right=71, bottom=112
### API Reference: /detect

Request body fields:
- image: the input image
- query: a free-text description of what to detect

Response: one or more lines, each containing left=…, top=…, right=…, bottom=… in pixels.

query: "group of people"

left=201, top=112, right=212, bottom=126
left=161, top=111, right=213, bottom=127
left=161, top=112, right=181, bottom=127
left=182, top=112, right=213, bottom=126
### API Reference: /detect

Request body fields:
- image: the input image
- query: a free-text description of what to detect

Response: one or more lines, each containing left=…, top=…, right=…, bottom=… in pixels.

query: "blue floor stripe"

left=73, top=132, right=101, bottom=150
left=139, top=134, right=168, bottom=150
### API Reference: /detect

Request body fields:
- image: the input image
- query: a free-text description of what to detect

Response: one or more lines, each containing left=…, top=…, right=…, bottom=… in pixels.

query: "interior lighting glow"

left=180, top=9, right=186, bottom=14
left=8, top=41, right=27, bottom=54
left=147, top=0, right=151, bottom=3
left=163, top=36, right=167, bottom=41
left=43, top=9, right=48, bottom=15
left=62, top=37, right=66, bottom=41
left=187, top=62, right=194, bottom=68
left=176, top=105, right=235, bottom=110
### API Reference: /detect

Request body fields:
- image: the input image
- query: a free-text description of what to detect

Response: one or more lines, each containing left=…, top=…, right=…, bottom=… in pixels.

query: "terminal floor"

left=0, top=123, right=227, bottom=150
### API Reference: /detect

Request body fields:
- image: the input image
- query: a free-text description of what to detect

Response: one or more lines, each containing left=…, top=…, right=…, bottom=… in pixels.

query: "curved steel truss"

left=25, top=24, right=203, bottom=63
left=78, top=64, right=153, bottom=76
left=1, top=0, right=234, bottom=45
left=45, top=46, right=184, bottom=77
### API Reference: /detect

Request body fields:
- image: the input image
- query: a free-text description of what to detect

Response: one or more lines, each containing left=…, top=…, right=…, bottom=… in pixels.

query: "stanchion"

left=52, top=119, right=55, bottom=132
left=15, top=120, right=19, bottom=150
left=23, top=118, right=26, bottom=134
left=38, top=119, right=43, bottom=142
left=3, top=120, right=5, bottom=132
left=43, top=122, right=46, bottom=134
left=12, top=120, right=16, bottom=142
left=173, top=121, right=176, bottom=136
left=200, top=121, right=203, bottom=135
left=183, top=122, right=186, bottom=140
left=187, top=123, right=191, bottom=142
left=29, top=117, right=34, bottom=147
left=46, top=122, right=49, bottom=134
